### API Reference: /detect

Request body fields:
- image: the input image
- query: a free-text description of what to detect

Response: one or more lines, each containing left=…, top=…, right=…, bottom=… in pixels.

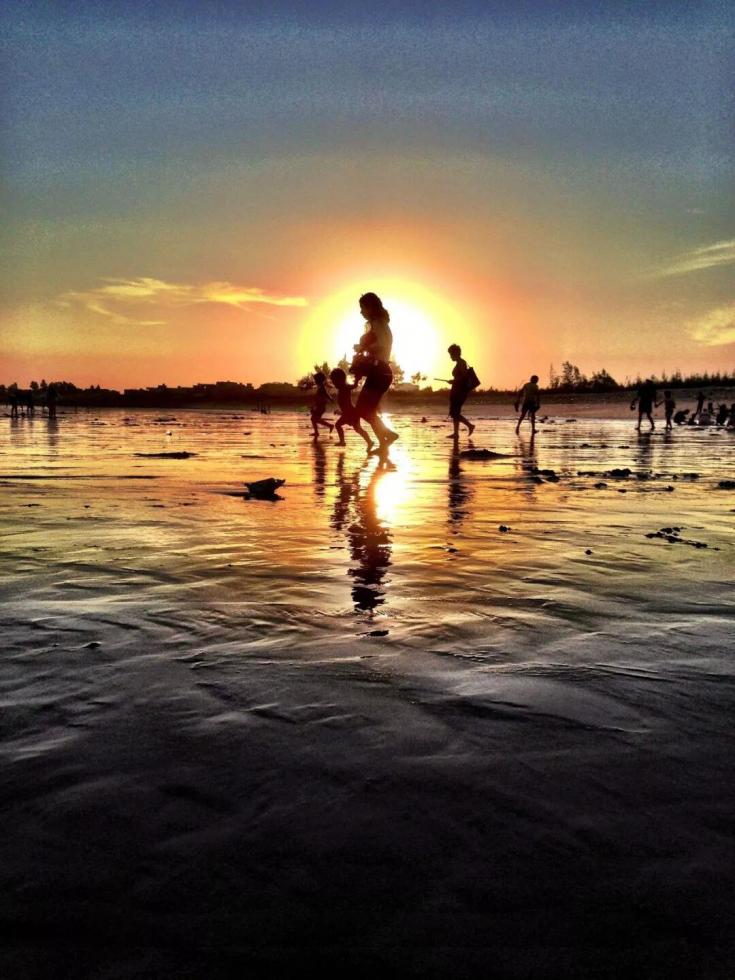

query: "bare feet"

left=467, top=422, right=475, bottom=436
left=382, top=431, right=399, bottom=447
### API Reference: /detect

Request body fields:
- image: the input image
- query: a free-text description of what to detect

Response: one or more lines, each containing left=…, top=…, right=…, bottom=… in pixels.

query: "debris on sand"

left=608, top=467, right=632, bottom=479
left=134, top=451, right=197, bottom=459
left=420, top=417, right=428, bottom=423
left=244, top=477, right=286, bottom=500
left=585, top=549, right=593, bottom=555
left=645, top=527, right=713, bottom=549
left=594, top=482, right=608, bottom=489
left=499, top=524, right=511, bottom=533
left=460, top=448, right=509, bottom=460
left=717, top=480, right=735, bottom=490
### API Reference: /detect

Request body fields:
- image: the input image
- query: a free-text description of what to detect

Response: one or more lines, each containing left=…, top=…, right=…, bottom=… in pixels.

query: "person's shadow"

left=332, top=456, right=393, bottom=615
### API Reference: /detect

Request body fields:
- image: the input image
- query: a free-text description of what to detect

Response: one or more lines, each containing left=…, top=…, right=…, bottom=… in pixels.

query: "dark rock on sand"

left=608, top=467, right=632, bottom=479
left=244, top=477, right=286, bottom=500
left=460, top=449, right=508, bottom=460
left=646, top=527, right=708, bottom=548
left=594, top=482, right=608, bottom=489
left=499, top=524, right=511, bottom=533
left=717, top=480, right=735, bottom=490
left=134, top=452, right=197, bottom=459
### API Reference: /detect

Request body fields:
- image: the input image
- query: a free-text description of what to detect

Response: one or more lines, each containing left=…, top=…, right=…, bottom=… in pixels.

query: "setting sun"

left=300, top=278, right=474, bottom=383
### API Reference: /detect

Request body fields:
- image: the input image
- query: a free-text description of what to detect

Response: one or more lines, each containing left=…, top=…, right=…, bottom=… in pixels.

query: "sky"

left=1, top=0, right=733, bottom=389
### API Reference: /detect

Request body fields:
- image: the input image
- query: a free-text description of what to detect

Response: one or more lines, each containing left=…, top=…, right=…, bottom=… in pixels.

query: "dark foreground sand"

left=1, top=409, right=734, bottom=978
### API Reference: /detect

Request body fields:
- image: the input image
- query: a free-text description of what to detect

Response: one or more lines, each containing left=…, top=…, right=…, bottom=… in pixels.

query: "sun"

left=299, top=278, right=468, bottom=383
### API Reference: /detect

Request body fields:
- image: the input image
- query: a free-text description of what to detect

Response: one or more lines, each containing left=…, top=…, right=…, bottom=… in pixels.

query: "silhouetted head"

left=359, top=292, right=390, bottom=323
left=448, top=344, right=461, bottom=360
left=329, top=368, right=347, bottom=387
left=530, top=374, right=539, bottom=383
left=313, top=371, right=326, bottom=385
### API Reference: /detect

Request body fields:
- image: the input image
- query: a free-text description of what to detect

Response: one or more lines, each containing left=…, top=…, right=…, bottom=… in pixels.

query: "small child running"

left=310, top=372, right=334, bottom=439
left=329, top=368, right=374, bottom=451
left=658, top=389, right=676, bottom=430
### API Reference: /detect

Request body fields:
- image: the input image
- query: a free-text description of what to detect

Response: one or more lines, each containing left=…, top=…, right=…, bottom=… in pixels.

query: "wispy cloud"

left=654, top=240, right=735, bottom=278
left=57, top=277, right=307, bottom=325
left=689, top=303, right=735, bottom=347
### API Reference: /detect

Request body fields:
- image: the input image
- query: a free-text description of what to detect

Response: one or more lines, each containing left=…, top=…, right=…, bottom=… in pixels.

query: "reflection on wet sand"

left=331, top=454, right=393, bottom=615
left=448, top=447, right=473, bottom=532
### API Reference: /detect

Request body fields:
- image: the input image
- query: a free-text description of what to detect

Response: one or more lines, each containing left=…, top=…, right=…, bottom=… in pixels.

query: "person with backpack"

left=446, top=344, right=477, bottom=441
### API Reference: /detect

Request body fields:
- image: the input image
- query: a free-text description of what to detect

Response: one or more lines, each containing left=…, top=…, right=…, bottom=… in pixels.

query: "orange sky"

left=2, top=5, right=733, bottom=389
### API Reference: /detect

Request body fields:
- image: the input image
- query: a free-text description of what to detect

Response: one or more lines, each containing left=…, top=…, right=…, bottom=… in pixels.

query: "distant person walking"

left=46, top=383, right=58, bottom=421
left=352, top=292, right=398, bottom=453
left=310, top=372, right=334, bottom=439
left=515, top=375, right=540, bottom=434
left=631, top=379, right=657, bottom=431
left=446, top=344, right=476, bottom=441
left=658, top=389, right=676, bottom=431
left=9, top=390, right=20, bottom=418
left=329, top=368, right=374, bottom=451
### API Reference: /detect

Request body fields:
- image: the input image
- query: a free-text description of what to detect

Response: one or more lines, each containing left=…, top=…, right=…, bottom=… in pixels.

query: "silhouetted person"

left=631, top=379, right=657, bottom=431
left=329, top=368, right=373, bottom=451
left=446, top=344, right=475, bottom=441
left=694, top=391, right=705, bottom=419
left=716, top=403, right=729, bottom=426
left=515, top=375, right=540, bottom=434
left=24, top=390, right=34, bottom=417
left=352, top=292, right=398, bottom=453
left=310, top=371, right=334, bottom=439
left=658, top=389, right=675, bottom=430
left=46, top=383, right=58, bottom=421
left=728, top=404, right=735, bottom=428
left=673, top=409, right=689, bottom=426
left=9, top=391, right=20, bottom=418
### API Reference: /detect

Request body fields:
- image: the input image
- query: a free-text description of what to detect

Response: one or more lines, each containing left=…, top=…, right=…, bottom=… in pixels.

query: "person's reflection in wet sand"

left=635, top=429, right=655, bottom=475
left=47, top=417, right=60, bottom=454
left=332, top=457, right=393, bottom=616
left=311, top=439, right=327, bottom=499
left=516, top=431, right=539, bottom=493
left=448, top=446, right=473, bottom=535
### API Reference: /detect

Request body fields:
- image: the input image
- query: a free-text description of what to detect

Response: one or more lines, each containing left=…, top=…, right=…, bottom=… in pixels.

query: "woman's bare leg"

left=353, top=421, right=374, bottom=450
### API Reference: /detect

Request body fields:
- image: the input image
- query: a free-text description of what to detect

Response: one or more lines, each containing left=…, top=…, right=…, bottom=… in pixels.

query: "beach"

left=1, top=405, right=734, bottom=978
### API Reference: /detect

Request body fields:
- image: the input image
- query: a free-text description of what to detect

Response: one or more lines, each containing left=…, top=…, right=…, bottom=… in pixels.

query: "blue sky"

left=1, top=0, right=733, bottom=385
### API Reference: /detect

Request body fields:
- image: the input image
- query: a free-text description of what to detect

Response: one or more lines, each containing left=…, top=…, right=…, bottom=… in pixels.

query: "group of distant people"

left=8, top=384, right=58, bottom=420
left=630, top=381, right=735, bottom=432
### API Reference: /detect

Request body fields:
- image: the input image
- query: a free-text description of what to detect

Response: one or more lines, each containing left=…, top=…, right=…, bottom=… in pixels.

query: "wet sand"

left=1, top=407, right=734, bottom=978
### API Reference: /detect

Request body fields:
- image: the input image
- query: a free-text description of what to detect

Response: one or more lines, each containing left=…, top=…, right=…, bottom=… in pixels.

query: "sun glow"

left=299, top=279, right=470, bottom=383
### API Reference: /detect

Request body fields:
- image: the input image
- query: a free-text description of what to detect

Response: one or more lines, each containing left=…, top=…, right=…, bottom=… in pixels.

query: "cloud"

left=689, top=303, right=735, bottom=347
left=654, top=240, right=735, bottom=278
left=57, top=277, right=307, bottom=325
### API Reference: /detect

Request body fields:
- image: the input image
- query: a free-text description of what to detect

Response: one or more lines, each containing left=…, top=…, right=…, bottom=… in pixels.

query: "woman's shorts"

left=449, top=392, right=468, bottom=420
left=356, top=364, right=393, bottom=419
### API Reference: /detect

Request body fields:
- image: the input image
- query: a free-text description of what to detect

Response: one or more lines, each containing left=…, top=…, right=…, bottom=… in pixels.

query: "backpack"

left=465, top=366, right=481, bottom=390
